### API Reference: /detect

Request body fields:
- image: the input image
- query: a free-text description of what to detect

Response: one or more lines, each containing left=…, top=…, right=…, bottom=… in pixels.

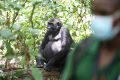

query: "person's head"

left=91, top=0, right=120, bottom=40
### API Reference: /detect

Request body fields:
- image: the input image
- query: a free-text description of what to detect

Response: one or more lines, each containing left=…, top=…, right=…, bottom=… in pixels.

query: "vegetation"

left=0, top=0, right=92, bottom=80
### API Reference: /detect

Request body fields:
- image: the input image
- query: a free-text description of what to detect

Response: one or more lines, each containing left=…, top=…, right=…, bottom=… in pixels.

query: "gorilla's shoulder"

left=60, top=27, right=70, bottom=34
left=61, top=27, right=69, bottom=30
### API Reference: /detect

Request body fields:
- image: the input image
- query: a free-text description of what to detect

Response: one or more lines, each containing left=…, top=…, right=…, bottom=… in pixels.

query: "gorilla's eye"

left=57, top=22, right=61, bottom=26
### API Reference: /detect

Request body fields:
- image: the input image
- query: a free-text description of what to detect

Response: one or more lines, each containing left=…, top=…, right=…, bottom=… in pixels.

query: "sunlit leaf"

left=0, top=1, right=4, bottom=9
left=4, top=41, right=14, bottom=59
left=0, top=18, right=5, bottom=25
left=29, top=28, right=40, bottom=36
left=30, top=0, right=42, bottom=5
left=15, top=4, right=22, bottom=10
left=12, top=24, right=21, bottom=30
left=25, top=39, right=34, bottom=46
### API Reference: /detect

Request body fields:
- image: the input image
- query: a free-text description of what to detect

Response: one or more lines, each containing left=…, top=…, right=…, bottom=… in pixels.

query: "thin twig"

left=29, top=4, right=36, bottom=28
left=29, top=2, right=40, bottom=28
left=12, top=0, right=27, bottom=26
left=29, top=2, right=41, bottom=51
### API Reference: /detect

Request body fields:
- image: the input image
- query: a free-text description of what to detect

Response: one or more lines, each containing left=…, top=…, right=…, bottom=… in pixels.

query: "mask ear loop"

left=112, top=10, right=120, bottom=27
left=112, top=10, right=120, bottom=19
left=111, top=11, right=120, bottom=37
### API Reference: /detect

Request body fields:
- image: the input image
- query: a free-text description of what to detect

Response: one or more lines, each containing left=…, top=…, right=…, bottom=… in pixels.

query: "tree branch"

left=29, top=2, right=40, bottom=28
left=29, top=4, right=36, bottom=28
left=12, top=0, right=27, bottom=26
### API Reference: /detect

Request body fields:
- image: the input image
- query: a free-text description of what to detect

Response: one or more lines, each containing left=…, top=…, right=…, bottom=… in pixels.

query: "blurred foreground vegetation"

left=0, top=0, right=92, bottom=80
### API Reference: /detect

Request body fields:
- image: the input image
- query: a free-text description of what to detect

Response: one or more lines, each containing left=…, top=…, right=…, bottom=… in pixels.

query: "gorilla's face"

left=47, top=22, right=62, bottom=33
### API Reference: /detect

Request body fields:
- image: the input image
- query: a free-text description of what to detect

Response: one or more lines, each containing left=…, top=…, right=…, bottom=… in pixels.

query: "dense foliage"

left=0, top=0, right=92, bottom=79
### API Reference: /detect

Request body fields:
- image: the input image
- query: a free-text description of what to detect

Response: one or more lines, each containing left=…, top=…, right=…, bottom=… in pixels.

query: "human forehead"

left=92, top=0, right=120, bottom=14
left=93, top=0, right=119, bottom=6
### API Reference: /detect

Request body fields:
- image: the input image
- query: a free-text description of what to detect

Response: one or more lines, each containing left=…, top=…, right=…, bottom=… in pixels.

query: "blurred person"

left=61, top=0, right=120, bottom=80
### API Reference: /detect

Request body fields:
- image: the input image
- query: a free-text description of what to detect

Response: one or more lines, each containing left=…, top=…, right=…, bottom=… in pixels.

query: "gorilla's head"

left=47, top=18, right=62, bottom=33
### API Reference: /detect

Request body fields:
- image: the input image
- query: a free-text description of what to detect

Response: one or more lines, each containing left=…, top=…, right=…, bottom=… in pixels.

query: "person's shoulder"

left=72, top=36, right=96, bottom=63
left=73, top=36, right=97, bottom=54
left=79, top=36, right=96, bottom=47
left=71, top=36, right=95, bottom=53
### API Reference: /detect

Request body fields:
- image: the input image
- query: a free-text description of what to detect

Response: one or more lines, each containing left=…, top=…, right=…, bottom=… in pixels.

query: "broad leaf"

left=0, top=29, right=13, bottom=39
left=31, top=67, right=43, bottom=80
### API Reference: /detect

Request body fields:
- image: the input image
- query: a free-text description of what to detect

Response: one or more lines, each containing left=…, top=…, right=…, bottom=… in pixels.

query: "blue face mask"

left=91, top=15, right=120, bottom=41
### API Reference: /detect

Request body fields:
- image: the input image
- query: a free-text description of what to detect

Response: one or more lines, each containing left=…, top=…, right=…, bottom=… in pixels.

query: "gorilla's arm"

left=37, top=30, right=51, bottom=68
left=40, top=31, right=50, bottom=51
left=61, top=28, right=70, bottom=49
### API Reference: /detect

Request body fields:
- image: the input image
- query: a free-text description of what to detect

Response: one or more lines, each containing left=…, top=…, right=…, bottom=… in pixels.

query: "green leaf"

left=12, top=24, right=21, bottom=30
left=14, top=70, right=25, bottom=78
left=0, top=40, right=3, bottom=48
left=0, top=1, right=4, bottom=9
left=4, top=41, right=14, bottom=59
left=31, top=67, right=43, bottom=80
left=30, top=0, right=42, bottom=5
left=29, top=28, right=40, bottom=36
left=0, top=29, right=13, bottom=39
left=24, top=77, right=32, bottom=80
left=25, top=39, right=34, bottom=46
left=0, top=18, right=5, bottom=25
left=15, top=4, right=22, bottom=10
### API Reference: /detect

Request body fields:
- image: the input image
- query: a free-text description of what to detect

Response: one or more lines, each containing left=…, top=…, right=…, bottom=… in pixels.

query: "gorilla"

left=36, top=18, right=73, bottom=71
